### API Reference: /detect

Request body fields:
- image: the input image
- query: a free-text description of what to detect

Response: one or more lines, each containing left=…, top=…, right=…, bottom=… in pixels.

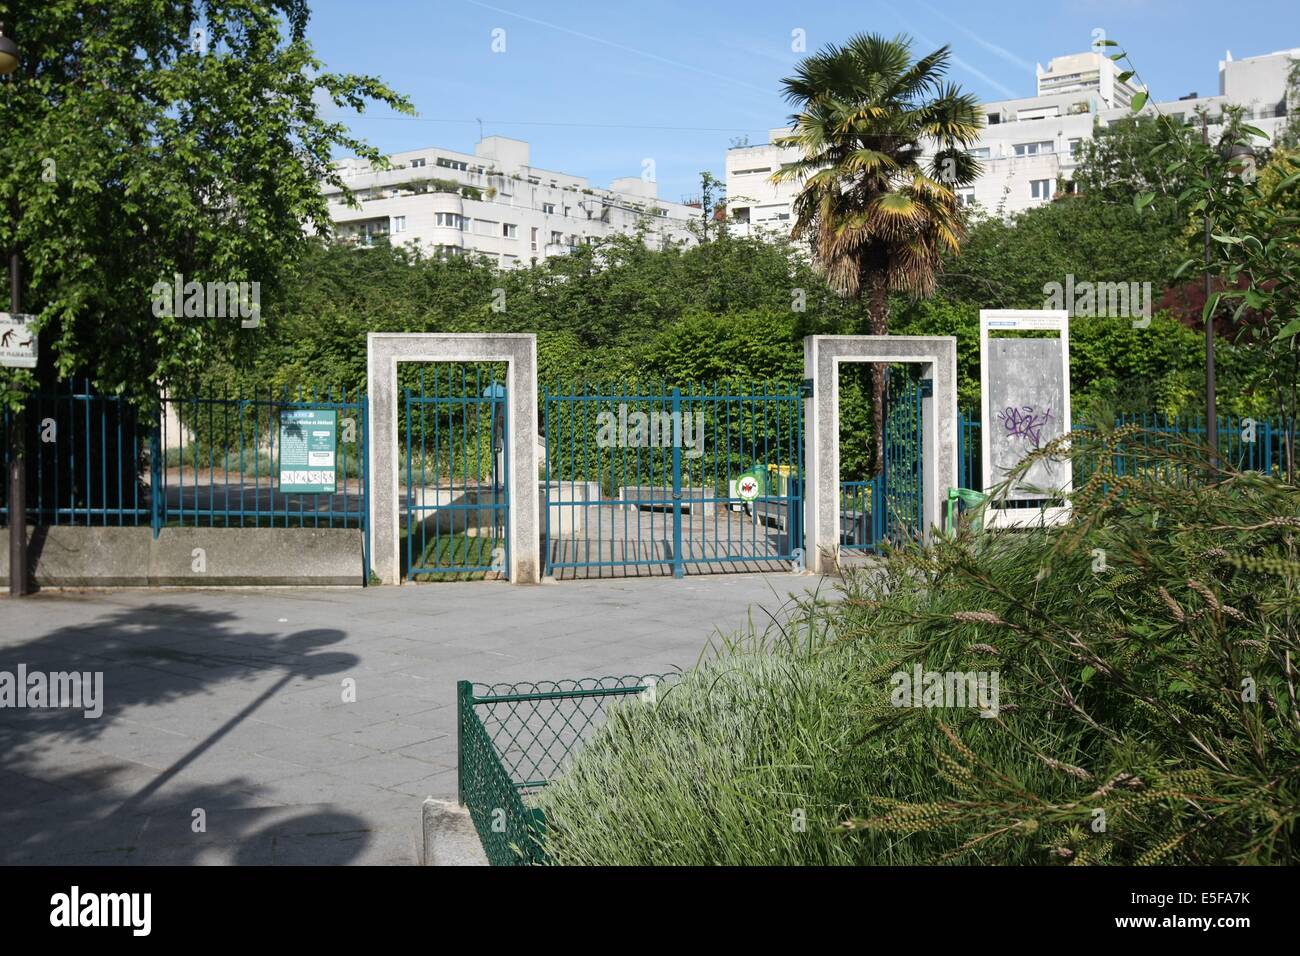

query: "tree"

left=696, top=171, right=724, bottom=242
left=0, top=0, right=411, bottom=408
left=1106, top=39, right=1300, bottom=480
left=1072, top=115, right=1199, bottom=216
left=1197, top=147, right=1300, bottom=480
left=773, top=33, right=981, bottom=473
left=941, top=194, right=1183, bottom=309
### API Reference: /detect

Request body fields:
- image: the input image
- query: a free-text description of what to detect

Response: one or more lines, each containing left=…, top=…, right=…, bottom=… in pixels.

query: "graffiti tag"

left=999, top=405, right=1053, bottom=446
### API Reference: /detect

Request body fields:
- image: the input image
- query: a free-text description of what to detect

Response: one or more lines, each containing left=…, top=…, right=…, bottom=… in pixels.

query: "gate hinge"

left=799, top=378, right=814, bottom=399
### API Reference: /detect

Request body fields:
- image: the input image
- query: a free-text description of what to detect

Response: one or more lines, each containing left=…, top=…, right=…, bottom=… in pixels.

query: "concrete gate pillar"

left=367, top=333, right=539, bottom=585
left=803, top=335, right=958, bottom=575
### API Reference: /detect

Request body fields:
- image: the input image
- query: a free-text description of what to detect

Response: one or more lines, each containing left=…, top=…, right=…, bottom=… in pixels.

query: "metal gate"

left=403, top=366, right=509, bottom=581
left=542, top=383, right=804, bottom=579
left=841, top=372, right=925, bottom=553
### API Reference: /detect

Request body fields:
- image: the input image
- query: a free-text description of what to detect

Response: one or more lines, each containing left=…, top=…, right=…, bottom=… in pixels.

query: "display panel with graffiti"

left=985, top=337, right=1070, bottom=499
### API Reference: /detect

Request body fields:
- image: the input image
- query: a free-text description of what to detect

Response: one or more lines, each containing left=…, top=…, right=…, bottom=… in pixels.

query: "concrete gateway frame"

left=367, top=333, right=539, bottom=585
left=803, top=335, right=959, bottom=575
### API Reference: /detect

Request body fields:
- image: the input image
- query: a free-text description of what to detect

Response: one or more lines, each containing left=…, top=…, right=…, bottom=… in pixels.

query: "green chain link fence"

left=457, top=674, right=676, bottom=866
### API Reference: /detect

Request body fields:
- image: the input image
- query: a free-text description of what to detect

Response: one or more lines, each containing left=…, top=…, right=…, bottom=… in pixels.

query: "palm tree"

left=774, top=33, right=982, bottom=474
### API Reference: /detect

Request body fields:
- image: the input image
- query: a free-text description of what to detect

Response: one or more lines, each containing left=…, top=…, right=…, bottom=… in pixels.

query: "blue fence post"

left=150, top=396, right=164, bottom=539
left=1264, top=417, right=1274, bottom=476
left=670, top=386, right=684, bottom=579
left=957, top=411, right=967, bottom=489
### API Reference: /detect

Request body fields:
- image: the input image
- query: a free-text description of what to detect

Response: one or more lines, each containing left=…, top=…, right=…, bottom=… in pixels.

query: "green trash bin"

left=946, top=487, right=989, bottom=535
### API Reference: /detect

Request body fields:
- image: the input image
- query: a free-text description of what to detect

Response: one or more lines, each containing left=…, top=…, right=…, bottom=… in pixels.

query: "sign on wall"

left=0, top=313, right=38, bottom=369
left=279, top=408, right=337, bottom=493
left=979, top=310, right=1072, bottom=526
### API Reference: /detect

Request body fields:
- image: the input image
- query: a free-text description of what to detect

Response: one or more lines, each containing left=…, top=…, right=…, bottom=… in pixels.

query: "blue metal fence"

left=840, top=374, right=925, bottom=552
left=1, top=384, right=151, bottom=527
left=958, top=410, right=1289, bottom=491
left=160, top=385, right=367, bottom=531
left=541, top=382, right=804, bottom=578
left=402, top=365, right=509, bottom=581
left=7, top=379, right=1290, bottom=584
left=1, top=380, right=369, bottom=567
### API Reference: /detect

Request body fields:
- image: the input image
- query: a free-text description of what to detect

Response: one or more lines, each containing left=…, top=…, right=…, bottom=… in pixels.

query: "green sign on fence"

left=278, top=408, right=337, bottom=493
left=735, top=466, right=767, bottom=503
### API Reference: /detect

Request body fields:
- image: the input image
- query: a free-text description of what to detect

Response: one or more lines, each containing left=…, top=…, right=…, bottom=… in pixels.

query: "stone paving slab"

left=0, top=572, right=827, bottom=864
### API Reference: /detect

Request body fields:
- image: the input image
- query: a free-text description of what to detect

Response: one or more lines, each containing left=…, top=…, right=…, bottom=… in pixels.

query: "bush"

left=537, top=432, right=1300, bottom=865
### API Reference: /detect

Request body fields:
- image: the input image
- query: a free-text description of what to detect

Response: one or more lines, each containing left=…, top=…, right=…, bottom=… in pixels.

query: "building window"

left=392, top=216, right=406, bottom=233
left=987, top=113, right=1001, bottom=125
left=530, top=227, right=539, bottom=251
left=542, top=202, right=556, bottom=214
left=409, top=158, right=426, bottom=168
left=1030, top=179, right=1054, bottom=200
left=436, top=157, right=468, bottom=172
left=956, top=189, right=976, bottom=207
left=435, top=212, right=466, bottom=230
left=1014, top=141, right=1054, bottom=157
left=1068, top=138, right=1083, bottom=158
left=970, top=147, right=991, bottom=159
left=503, top=223, right=517, bottom=239
left=358, top=221, right=388, bottom=247
left=550, top=230, right=563, bottom=245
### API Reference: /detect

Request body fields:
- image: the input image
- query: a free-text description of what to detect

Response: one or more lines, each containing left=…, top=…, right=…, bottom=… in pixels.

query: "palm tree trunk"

left=867, top=276, right=889, bottom=476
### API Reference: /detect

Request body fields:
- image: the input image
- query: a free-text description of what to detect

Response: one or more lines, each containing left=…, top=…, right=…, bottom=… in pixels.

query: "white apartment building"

left=727, top=46, right=1296, bottom=228
left=324, top=135, right=699, bottom=267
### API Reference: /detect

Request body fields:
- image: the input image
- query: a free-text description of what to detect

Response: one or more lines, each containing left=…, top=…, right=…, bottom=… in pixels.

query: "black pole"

left=8, top=244, right=26, bottom=596
left=1203, top=117, right=1218, bottom=474
left=2, top=22, right=24, bottom=595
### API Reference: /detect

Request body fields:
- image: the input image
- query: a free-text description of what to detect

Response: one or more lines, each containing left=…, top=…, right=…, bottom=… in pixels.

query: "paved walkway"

left=0, top=573, right=829, bottom=865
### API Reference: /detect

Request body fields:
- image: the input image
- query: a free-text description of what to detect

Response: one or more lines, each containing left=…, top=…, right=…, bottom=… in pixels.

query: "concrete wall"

left=0, top=526, right=364, bottom=588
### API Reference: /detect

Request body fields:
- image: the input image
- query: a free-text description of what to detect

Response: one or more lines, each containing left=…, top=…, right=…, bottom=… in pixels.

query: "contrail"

left=912, top=27, right=1021, bottom=99
left=916, top=1, right=1036, bottom=74
left=461, top=0, right=776, bottom=99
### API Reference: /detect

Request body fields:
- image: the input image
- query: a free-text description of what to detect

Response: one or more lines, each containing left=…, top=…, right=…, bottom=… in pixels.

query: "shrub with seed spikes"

left=537, top=432, right=1300, bottom=865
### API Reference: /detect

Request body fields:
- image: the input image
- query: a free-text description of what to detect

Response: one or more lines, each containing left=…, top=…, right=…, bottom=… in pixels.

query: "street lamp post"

left=1202, top=117, right=1218, bottom=473
left=1201, top=110, right=1258, bottom=476
left=1, top=21, right=26, bottom=597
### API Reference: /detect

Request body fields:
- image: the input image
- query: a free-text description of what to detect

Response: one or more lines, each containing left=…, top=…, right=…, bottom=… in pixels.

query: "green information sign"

left=278, top=409, right=337, bottom=493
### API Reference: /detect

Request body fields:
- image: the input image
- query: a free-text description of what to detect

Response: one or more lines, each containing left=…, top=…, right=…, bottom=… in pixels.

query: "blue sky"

left=307, top=0, right=1299, bottom=203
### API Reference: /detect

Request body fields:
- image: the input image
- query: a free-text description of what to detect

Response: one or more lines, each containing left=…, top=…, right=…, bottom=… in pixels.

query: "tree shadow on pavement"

left=0, top=603, right=373, bottom=864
